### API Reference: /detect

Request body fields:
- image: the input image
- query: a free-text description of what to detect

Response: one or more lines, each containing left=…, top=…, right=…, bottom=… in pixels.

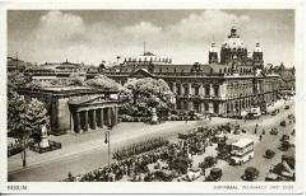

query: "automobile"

left=280, top=134, right=290, bottom=142
left=279, top=140, right=291, bottom=151
left=264, top=149, right=275, bottom=159
left=265, top=173, right=282, bottom=181
left=183, top=167, right=201, bottom=181
left=270, top=110, right=277, bottom=116
left=245, top=113, right=257, bottom=120
left=288, top=114, right=295, bottom=119
left=205, top=168, right=223, bottom=182
left=270, top=128, right=279, bottom=135
left=242, top=167, right=259, bottom=181
left=280, top=120, right=286, bottom=127
left=284, top=105, right=290, bottom=110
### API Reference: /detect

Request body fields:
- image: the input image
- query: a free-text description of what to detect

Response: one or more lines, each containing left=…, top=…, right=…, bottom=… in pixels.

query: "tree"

left=8, top=91, right=49, bottom=167
left=123, top=78, right=174, bottom=119
left=85, top=75, right=128, bottom=93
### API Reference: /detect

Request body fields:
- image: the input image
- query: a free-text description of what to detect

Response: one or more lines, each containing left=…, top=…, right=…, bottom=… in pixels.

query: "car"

left=264, top=149, right=275, bottom=159
left=280, top=134, right=290, bottom=142
left=183, top=167, right=201, bottom=181
left=270, top=128, right=279, bottom=135
left=265, top=173, right=282, bottom=181
left=242, top=167, right=259, bottom=181
left=205, top=168, right=222, bottom=182
left=288, top=114, right=295, bottom=119
left=270, top=110, right=277, bottom=116
left=284, top=105, right=290, bottom=110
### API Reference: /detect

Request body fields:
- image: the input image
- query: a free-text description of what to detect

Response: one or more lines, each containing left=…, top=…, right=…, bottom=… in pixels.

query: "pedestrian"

left=262, top=129, right=265, bottom=135
left=259, top=134, right=262, bottom=141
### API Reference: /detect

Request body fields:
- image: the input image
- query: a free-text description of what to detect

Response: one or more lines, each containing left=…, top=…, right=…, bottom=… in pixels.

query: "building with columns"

left=100, top=26, right=280, bottom=117
left=18, top=86, right=121, bottom=135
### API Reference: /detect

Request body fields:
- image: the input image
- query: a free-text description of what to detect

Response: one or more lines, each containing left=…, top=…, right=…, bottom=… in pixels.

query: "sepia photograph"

left=1, top=1, right=305, bottom=194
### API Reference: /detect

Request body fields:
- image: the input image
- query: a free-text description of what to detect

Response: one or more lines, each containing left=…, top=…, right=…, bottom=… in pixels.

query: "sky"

left=8, top=9, right=294, bottom=67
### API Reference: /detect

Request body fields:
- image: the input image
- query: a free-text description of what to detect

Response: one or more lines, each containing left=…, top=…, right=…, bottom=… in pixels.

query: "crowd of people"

left=65, top=122, right=243, bottom=182
left=64, top=104, right=295, bottom=182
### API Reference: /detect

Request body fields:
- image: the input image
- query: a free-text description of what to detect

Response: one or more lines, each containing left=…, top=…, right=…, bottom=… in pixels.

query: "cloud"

left=8, top=10, right=293, bottom=66
left=35, top=10, right=86, bottom=43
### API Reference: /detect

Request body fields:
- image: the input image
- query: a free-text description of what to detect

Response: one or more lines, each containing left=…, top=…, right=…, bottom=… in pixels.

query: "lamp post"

left=104, top=107, right=117, bottom=169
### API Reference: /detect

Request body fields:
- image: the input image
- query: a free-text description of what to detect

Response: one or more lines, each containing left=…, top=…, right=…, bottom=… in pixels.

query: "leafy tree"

left=123, top=78, right=174, bottom=118
left=85, top=75, right=128, bottom=93
left=8, top=91, right=49, bottom=167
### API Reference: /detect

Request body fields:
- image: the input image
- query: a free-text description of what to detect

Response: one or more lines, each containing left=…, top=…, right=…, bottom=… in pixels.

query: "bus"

left=230, top=138, right=254, bottom=165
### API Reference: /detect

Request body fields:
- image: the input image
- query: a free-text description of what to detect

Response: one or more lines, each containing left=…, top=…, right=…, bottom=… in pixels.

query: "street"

left=8, top=99, right=294, bottom=182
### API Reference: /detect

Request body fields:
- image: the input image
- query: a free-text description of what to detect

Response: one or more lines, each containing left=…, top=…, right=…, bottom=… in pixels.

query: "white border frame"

left=0, top=0, right=305, bottom=194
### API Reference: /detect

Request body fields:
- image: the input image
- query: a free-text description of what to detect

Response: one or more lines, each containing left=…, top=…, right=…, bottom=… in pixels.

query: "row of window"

left=125, top=57, right=172, bottom=63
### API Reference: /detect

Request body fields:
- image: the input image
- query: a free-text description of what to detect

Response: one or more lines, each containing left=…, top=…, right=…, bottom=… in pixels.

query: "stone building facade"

left=18, top=86, right=121, bottom=135
left=100, top=27, right=280, bottom=117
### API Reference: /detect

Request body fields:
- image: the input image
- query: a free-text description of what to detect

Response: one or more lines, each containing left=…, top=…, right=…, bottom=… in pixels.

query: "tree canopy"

left=121, top=78, right=175, bottom=119
left=85, top=75, right=128, bottom=93
left=8, top=90, right=49, bottom=140
left=124, top=78, right=174, bottom=102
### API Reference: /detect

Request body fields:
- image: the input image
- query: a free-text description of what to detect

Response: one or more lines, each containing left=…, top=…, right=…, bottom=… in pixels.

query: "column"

left=188, top=83, right=192, bottom=97
left=180, top=84, right=184, bottom=96
left=200, top=102, right=205, bottom=113
left=113, top=107, right=118, bottom=125
left=210, top=84, right=214, bottom=97
left=84, top=110, right=89, bottom=132
left=74, top=112, right=81, bottom=133
left=89, top=110, right=97, bottom=130
left=107, top=107, right=112, bottom=126
left=188, top=101, right=193, bottom=111
left=199, top=85, right=204, bottom=98
left=209, top=102, right=214, bottom=113
left=97, top=108, right=103, bottom=128
left=173, top=82, right=177, bottom=94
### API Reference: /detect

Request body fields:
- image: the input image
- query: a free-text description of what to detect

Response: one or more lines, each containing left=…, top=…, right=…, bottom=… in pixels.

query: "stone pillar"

left=200, top=102, right=205, bottom=113
left=97, top=108, right=103, bottom=128
left=89, top=110, right=97, bottom=130
left=188, top=83, right=192, bottom=97
left=188, top=101, right=193, bottom=111
left=84, top=110, right=89, bottom=132
left=74, top=112, right=81, bottom=133
left=113, top=107, right=118, bottom=125
left=107, top=107, right=112, bottom=126
left=209, top=102, right=214, bottom=113
left=199, top=85, right=204, bottom=97
left=210, top=84, right=214, bottom=97
left=173, top=82, right=177, bottom=94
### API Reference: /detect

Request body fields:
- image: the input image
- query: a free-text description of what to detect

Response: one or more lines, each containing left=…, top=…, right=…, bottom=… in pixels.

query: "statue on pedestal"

left=150, top=107, right=158, bottom=124
left=40, top=125, right=49, bottom=148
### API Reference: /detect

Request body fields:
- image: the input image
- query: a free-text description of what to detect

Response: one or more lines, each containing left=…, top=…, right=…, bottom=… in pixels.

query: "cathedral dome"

left=222, top=26, right=246, bottom=50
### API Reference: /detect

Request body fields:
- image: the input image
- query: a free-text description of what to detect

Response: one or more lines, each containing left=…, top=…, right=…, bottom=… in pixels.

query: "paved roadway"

left=8, top=99, right=293, bottom=182
left=8, top=118, right=231, bottom=181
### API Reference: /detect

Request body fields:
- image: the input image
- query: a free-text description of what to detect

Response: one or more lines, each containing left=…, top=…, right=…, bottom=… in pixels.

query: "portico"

left=69, top=96, right=120, bottom=133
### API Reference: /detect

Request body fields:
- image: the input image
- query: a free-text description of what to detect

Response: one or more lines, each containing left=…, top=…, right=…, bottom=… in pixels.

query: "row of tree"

left=8, top=70, right=50, bottom=166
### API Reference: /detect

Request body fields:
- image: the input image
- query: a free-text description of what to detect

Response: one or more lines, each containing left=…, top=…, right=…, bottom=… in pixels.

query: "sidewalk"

left=8, top=121, right=199, bottom=173
left=9, top=117, right=232, bottom=175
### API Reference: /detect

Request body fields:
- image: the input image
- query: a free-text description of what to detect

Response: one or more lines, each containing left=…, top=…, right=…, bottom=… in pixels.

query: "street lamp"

left=103, top=107, right=117, bottom=169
